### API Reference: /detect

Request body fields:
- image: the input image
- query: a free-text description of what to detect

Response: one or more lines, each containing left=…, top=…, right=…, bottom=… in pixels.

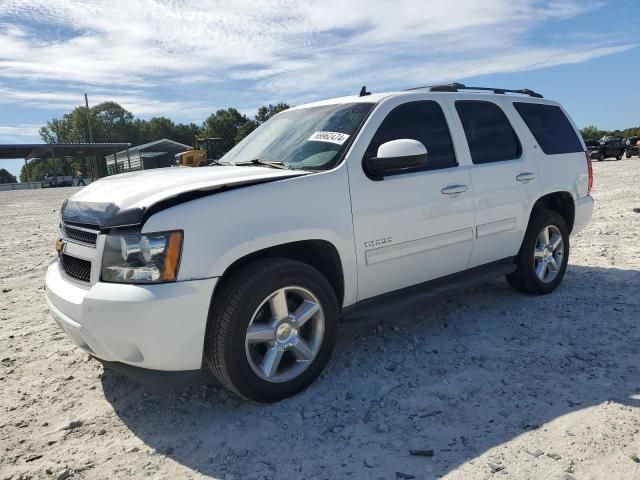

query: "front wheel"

left=205, top=258, right=338, bottom=402
left=506, top=210, right=569, bottom=295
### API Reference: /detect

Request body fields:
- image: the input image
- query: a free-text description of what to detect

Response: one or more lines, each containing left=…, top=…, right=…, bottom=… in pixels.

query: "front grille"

left=60, top=254, right=91, bottom=283
left=63, top=224, right=98, bottom=245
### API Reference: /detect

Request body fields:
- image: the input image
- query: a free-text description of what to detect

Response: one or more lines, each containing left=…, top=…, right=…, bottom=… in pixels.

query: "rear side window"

left=366, top=101, right=457, bottom=171
left=513, top=102, right=583, bottom=155
left=455, top=100, right=522, bottom=164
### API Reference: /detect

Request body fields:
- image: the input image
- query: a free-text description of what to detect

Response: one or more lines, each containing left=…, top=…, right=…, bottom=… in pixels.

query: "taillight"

left=585, top=150, right=593, bottom=195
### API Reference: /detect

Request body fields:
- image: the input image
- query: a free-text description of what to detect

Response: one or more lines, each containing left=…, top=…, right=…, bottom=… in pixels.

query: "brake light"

left=585, top=150, right=593, bottom=195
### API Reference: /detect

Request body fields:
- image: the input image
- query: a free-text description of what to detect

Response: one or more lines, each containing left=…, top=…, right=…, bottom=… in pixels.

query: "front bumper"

left=45, top=261, right=217, bottom=371
left=572, top=195, right=594, bottom=237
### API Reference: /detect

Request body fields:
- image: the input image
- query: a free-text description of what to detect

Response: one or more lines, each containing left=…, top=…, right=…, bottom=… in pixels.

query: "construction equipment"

left=174, top=137, right=224, bottom=167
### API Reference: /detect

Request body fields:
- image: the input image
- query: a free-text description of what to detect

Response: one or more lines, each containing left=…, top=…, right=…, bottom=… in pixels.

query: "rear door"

left=447, top=97, right=541, bottom=268
left=347, top=97, right=475, bottom=301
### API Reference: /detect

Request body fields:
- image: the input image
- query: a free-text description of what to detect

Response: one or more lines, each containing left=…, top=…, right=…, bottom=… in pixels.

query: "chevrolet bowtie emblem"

left=55, top=238, right=65, bottom=254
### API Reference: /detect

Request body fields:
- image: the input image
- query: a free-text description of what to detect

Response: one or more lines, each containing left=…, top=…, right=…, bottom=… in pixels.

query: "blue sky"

left=1, top=0, right=639, bottom=178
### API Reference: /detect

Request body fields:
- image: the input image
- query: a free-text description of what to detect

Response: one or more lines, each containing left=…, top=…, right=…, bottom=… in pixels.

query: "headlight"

left=101, top=230, right=183, bottom=283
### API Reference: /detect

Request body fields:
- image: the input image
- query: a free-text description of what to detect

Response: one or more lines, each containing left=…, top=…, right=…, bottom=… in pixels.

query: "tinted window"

left=455, top=100, right=521, bottom=164
left=513, top=102, right=583, bottom=155
left=366, top=101, right=457, bottom=171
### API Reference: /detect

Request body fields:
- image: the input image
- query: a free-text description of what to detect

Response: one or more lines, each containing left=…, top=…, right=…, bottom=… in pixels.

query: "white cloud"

left=0, top=123, right=41, bottom=137
left=0, top=85, right=211, bottom=120
left=0, top=0, right=634, bottom=112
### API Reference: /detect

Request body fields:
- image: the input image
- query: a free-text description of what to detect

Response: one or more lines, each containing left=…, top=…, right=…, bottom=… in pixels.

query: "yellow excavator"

left=175, top=137, right=224, bottom=167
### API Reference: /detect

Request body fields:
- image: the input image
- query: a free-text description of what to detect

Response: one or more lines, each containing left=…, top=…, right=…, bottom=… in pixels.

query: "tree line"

left=17, top=100, right=640, bottom=182
left=20, top=101, right=289, bottom=182
left=580, top=125, right=640, bottom=140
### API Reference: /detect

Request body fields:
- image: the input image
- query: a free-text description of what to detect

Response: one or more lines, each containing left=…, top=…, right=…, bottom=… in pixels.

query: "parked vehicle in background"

left=41, top=173, right=73, bottom=188
left=45, top=83, right=594, bottom=402
left=624, top=136, right=639, bottom=158
left=585, top=139, right=603, bottom=161
left=598, top=137, right=625, bottom=160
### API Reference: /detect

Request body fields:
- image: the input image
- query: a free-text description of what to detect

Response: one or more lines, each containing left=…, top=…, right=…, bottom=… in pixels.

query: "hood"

left=62, top=166, right=306, bottom=229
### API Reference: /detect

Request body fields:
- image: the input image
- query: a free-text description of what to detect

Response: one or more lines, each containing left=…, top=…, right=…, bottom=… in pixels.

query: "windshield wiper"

left=234, top=159, right=289, bottom=170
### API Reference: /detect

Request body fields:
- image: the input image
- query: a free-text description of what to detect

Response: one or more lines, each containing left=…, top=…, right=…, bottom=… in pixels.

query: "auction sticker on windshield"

left=308, top=131, right=350, bottom=145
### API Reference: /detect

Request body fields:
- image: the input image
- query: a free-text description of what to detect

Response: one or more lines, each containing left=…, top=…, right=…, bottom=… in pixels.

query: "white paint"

left=45, top=89, right=594, bottom=372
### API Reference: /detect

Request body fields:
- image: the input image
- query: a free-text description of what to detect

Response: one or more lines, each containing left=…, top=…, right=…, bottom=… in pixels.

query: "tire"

left=616, top=154, right=622, bottom=160
left=205, top=258, right=338, bottom=402
left=626, top=151, right=632, bottom=159
left=506, top=209, right=569, bottom=295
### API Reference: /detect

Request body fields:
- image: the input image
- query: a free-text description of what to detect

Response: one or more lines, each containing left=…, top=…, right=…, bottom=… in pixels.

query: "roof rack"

left=404, top=82, right=543, bottom=98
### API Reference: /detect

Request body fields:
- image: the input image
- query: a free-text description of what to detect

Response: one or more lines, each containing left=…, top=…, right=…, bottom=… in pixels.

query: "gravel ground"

left=1, top=158, right=640, bottom=480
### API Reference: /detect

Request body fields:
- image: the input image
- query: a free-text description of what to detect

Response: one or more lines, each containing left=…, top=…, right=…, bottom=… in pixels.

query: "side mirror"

left=363, top=139, right=428, bottom=178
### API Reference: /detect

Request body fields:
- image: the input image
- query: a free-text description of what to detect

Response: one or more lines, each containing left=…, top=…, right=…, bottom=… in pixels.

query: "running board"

left=342, top=257, right=516, bottom=319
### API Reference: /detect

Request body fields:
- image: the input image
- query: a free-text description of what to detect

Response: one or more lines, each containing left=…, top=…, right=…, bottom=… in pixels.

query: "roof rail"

left=404, top=82, right=543, bottom=98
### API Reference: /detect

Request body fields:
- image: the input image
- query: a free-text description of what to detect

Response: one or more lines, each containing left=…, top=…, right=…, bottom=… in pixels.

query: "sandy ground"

left=1, top=158, right=640, bottom=480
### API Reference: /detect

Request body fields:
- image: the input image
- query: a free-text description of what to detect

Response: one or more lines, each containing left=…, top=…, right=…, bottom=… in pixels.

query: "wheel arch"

left=214, top=239, right=346, bottom=310
left=528, top=191, right=576, bottom=233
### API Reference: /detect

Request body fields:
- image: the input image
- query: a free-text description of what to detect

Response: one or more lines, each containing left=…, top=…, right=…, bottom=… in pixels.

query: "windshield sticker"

left=308, top=131, right=350, bottom=145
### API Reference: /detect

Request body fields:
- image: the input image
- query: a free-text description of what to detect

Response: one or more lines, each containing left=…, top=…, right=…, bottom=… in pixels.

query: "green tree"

left=205, top=108, right=250, bottom=152
left=19, top=157, right=80, bottom=183
left=234, top=119, right=259, bottom=144
left=91, top=102, right=135, bottom=142
left=255, top=103, right=290, bottom=124
left=580, top=125, right=605, bottom=141
left=0, top=168, right=16, bottom=183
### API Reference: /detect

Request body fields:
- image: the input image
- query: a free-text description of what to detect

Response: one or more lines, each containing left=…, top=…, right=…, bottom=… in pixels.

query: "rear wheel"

left=205, top=258, right=338, bottom=402
left=616, top=154, right=622, bottom=160
left=506, top=210, right=569, bottom=295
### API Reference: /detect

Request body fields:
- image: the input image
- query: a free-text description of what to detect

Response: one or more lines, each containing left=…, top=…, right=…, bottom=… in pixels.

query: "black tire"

left=205, top=258, right=338, bottom=402
left=626, top=151, right=632, bottom=159
left=616, top=155, right=622, bottom=160
left=506, top=209, right=569, bottom=295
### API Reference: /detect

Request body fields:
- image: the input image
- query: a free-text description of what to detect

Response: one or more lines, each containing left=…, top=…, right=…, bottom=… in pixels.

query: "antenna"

left=359, top=86, right=371, bottom=97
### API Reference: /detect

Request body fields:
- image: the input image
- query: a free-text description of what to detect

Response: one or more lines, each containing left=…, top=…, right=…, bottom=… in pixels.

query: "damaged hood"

left=62, top=166, right=307, bottom=229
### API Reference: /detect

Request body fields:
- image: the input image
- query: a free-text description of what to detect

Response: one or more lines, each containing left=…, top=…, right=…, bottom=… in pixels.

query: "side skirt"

left=342, top=257, right=516, bottom=320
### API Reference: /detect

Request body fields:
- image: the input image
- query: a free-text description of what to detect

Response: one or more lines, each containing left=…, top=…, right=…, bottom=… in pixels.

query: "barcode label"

left=308, top=131, right=350, bottom=145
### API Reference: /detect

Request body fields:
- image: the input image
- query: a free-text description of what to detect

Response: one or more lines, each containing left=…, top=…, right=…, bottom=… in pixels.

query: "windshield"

left=221, top=102, right=375, bottom=170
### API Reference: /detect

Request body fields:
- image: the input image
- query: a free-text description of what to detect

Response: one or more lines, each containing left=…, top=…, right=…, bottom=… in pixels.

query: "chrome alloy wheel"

left=534, top=225, right=564, bottom=283
left=244, top=286, right=325, bottom=383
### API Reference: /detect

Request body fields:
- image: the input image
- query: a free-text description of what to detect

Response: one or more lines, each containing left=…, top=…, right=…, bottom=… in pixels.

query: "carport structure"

left=0, top=143, right=130, bottom=186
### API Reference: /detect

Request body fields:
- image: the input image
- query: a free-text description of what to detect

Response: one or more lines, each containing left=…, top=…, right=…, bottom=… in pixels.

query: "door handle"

left=516, top=172, right=536, bottom=182
left=441, top=184, right=468, bottom=195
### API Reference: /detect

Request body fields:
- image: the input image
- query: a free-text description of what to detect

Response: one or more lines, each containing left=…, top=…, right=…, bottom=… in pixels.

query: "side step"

left=342, top=257, right=516, bottom=320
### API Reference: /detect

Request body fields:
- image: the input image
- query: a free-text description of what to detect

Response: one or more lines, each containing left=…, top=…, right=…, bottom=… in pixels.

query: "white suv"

left=45, top=84, right=594, bottom=402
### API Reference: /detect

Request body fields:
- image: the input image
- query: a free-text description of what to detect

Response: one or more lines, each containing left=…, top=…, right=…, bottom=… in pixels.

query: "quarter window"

left=513, top=102, right=583, bottom=155
left=455, top=100, right=522, bottom=164
left=366, top=101, right=457, bottom=171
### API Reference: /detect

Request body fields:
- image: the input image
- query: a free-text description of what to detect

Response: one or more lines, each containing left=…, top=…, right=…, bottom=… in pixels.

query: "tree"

left=91, top=102, right=135, bottom=142
left=580, top=125, right=605, bottom=141
left=205, top=108, right=250, bottom=153
left=234, top=119, right=259, bottom=144
left=19, top=157, right=80, bottom=183
left=255, top=103, right=290, bottom=124
left=0, top=168, right=16, bottom=184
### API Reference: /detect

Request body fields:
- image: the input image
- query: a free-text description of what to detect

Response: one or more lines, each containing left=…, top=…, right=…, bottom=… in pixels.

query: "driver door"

left=347, top=99, right=475, bottom=301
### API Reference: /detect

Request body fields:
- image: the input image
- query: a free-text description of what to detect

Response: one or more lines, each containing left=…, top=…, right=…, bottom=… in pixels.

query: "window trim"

left=455, top=100, right=523, bottom=165
left=363, top=99, right=459, bottom=179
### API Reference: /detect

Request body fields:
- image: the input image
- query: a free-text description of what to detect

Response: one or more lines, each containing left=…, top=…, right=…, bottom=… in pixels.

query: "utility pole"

left=84, top=93, right=94, bottom=143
